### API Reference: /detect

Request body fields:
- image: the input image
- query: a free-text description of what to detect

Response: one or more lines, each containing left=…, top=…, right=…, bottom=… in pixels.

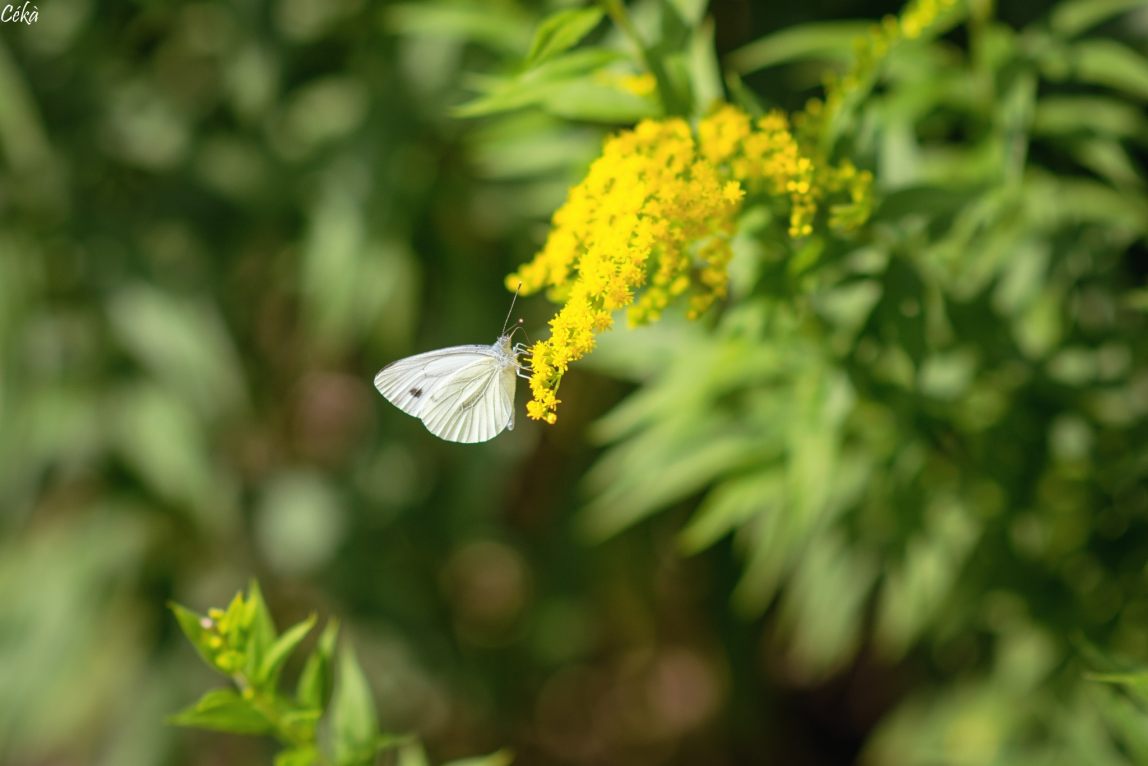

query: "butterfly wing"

left=418, top=357, right=516, bottom=443
left=374, top=345, right=493, bottom=418
left=374, top=345, right=516, bottom=443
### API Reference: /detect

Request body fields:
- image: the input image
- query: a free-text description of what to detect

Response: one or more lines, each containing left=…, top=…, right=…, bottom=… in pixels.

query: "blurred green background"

left=2, top=0, right=1147, bottom=764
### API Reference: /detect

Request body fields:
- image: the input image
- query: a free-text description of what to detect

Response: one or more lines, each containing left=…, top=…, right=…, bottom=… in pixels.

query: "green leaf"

left=580, top=426, right=777, bottom=539
left=724, top=70, right=767, bottom=116
left=243, top=580, right=278, bottom=683
left=297, top=618, right=339, bottom=709
left=275, top=746, right=320, bottom=766
left=169, top=689, right=272, bottom=735
left=1032, top=175, right=1148, bottom=234
left=443, top=750, right=515, bottom=766
left=1067, top=138, right=1145, bottom=188
left=519, top=47, right=625, bottom=83
left=1069, top=39, right=1148, bottom=102
left=468, top=118, right=599, bottom=180
left=657, top=0, right=693, bottom=53
left=170, top=602, right=217, bottom=669
left=1125, top=288, right=1148, bottom=312
left=108, top=286, right=246, bottom=418
left=397, top=743, right=430, bottom=766
left=668, top=0, right=708, bottom=26
left=222, top=592, right=246, bottom=638
left=259, top=613, right=317, bottom=686
left=331, top=642, right=378, bottom=766
left=525, top=7, right=604, bottom=66
left=384, top=4, right=532, bottom=55
left=541, top=79, right=658, bottom=123
left=1087, top=672, right=1148, bottom=690
left=686, top=17, right=723, bottom=115
left=775, top=533, right=877, bottom=677
left=726, top=22, right=871, bottom=74
left=1033, top=96, right=1148, bottom=143
left=455, top=48, right=623, bottom=118
left=1093, top=685, right=1148, bottom=761
left=281, top=708, right=323, bottom=743
left=112, top=383, right=222, bottom=523
left=234, top=583, right=274, bottom=684
left=679, top=469, right=784, bottom=554
left=1050, top=0, right=1148, bottom=37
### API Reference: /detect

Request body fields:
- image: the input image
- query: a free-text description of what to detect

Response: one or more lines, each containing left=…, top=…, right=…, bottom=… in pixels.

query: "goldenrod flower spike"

left=509, top=104, right=875, bottom=424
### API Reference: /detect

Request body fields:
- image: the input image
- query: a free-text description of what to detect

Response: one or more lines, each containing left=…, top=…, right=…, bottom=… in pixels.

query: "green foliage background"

left=1, top=0, right=1146, bottom=764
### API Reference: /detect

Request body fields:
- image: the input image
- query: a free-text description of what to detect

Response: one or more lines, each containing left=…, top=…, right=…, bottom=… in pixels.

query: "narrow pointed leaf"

left=259, top=613, right=317, bottom=686
left=170, top=602, right=217, bottom=668
left=526, top=7, right=604, bottom=66
left=1051, top=0, right=1147, bottom=37
left=297, top=618, right=339, bottom=709
left=331, top=642, right=378, bottom=766
left=244, top=580, right=278, bottom=682
left=168, top=689, right=272, bottom=734
left=726, top=22, right=871, bottom=74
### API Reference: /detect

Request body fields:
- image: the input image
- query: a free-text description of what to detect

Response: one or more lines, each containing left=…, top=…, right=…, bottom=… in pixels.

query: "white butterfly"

left=373, top=300, right=528, bottom=444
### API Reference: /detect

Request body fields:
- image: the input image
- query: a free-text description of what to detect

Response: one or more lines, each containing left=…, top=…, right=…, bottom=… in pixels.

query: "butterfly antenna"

left=500, top=281, right=522, bottom=337
left=507, top=317, right=529, bottom=342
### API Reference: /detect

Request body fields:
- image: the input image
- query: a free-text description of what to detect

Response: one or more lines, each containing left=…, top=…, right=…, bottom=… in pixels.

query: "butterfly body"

left=374, top=334, right=525, bottom=443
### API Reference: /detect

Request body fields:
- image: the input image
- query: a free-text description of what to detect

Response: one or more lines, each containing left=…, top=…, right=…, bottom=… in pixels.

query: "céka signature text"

left=2, top=2, right=37, bottom=24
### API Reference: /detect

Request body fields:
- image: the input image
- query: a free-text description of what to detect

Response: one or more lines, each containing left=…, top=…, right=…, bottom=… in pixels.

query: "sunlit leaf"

left=1033, top=96, right=1148, bottom=142
left=108, top=286, right=246, bottom=418
left=776, top=533, right=876, bottom=678
left=397, top=743, right=430, bottom=766
left=297, top=619, right=339, bottom=710
left=243, top=580, right=278, bottom=682
left=281, top=709, right=323, bottom=745
left=275, top=747, right=320, bottom=766
left=331, top=642, right=378, bottom=766
left=581, top=425, right=778, bottom=539
left=1050, top=0, right=1148, bottom=37
left=169, top=603, right=216, bottom=669
left=687, top=17, right=723, bottom=114
left=168, top=689, right=271, bottom=735
left=726, top=22, right=871, bottom=74
left=385, top=4, right=532, bottom=53
left=541, top=79, right=658, bottom=123
left=455, top=49, right=624, bottom=117
left=258, top=614, right=317, bottom=687
left=1069, top=39, right=1148, bottom=102
left=525, top=7, right=605, bottom=66
left=679, top=469, right=784, bottom=554
left=111, top=383, right=229, bottom=528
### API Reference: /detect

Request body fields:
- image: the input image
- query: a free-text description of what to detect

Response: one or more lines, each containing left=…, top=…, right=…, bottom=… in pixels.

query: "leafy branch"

left=171, top=581, right=511, bottom=766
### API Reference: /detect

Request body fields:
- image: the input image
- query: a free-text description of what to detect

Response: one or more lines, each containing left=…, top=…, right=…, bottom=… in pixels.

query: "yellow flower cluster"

left=508, top=106, right=874, bottom=423
left=700, top=105, right=815, bottom=238
left=504, top=0, right=958, bottom=424
left=508, top=117, right=743, bottom=423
